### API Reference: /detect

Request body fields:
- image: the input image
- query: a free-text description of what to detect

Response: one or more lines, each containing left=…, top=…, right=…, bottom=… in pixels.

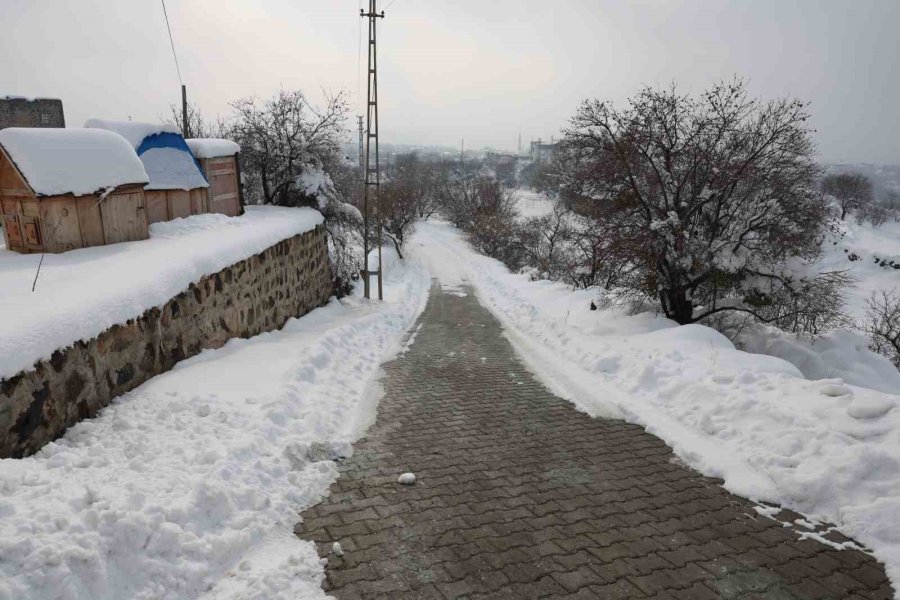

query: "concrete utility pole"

left=360, top=0, right=385, bottom=300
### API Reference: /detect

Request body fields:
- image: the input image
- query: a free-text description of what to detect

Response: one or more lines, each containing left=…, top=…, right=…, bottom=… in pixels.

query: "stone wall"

left=0, top=225, right=332, bottom=458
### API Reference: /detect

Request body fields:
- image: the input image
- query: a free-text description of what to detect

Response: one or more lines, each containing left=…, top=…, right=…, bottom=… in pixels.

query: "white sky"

left=2, top=0, right=898, bottom=163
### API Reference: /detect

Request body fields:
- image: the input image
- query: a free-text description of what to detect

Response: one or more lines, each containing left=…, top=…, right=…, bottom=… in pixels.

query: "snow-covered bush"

left=292, top=164, right=362, bottom=298
left=557, top=79, right=846, bottom=329
left=377, top=153, right=443, bottom=258
left=229, top=89, right=349, bottom=208
left=441, top=173, right=523, bottom=268
left=517, top=203, right=574, bottom=282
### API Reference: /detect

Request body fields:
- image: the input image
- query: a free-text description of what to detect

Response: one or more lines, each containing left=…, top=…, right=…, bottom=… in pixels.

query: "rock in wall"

left=0, top=225, right=332, bottom=458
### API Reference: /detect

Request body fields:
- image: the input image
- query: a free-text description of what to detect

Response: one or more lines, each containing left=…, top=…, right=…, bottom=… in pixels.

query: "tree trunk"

left=661, top=287, right=694, bottom=325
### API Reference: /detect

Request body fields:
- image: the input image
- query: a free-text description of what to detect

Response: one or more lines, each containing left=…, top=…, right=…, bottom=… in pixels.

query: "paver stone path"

left=295, top=283, right=894, bottom=600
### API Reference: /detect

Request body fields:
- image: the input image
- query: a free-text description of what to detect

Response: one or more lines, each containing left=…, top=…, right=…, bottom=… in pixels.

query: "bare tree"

left=822, top=172, right=873, bottom=220
left=518, top=203, right=573, bottom=281
left=161, top=101, right=226, bottom=139
left=229, top=90, right=350, bottom=207
left=379, top=183, right=418, bottom=259
left=559, top=79, right=838, bottom=327
left=466, top=178, right=520, bottom=266
left=864, top=290, right=900, bottom=369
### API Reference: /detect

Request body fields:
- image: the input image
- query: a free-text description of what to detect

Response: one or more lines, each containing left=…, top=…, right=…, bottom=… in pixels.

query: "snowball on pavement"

left=397, top=472, right=416, bottom=485
left=331, top=542, right=344, bottom=557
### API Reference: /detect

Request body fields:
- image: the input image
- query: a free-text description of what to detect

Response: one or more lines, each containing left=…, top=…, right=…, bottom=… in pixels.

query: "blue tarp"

left=136, top=132, right=209, bottom=191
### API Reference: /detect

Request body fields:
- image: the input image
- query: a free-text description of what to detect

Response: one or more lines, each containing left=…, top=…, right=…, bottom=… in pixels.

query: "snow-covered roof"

left=84, top=118, right=180, bottom=150
left=0, top=128, right=149, bottom=197
left=186, top=138, right=241, bottom=159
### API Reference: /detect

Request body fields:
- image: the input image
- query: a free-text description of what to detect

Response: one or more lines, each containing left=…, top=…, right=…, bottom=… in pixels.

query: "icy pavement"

left=0, top=248, right=429, bottom=600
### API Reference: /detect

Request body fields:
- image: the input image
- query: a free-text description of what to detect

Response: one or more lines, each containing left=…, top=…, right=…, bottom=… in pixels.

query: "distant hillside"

left=824, top=163, right=900, bottom=199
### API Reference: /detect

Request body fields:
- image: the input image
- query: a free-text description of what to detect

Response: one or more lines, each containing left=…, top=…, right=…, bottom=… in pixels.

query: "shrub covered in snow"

left=556, top=79, right=844, bottom=329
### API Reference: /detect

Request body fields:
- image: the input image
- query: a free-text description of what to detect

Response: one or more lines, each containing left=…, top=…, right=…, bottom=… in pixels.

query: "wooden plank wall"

left=204, top=157, right=241, bottom=217
left=145, top=191, right=168, bottom=224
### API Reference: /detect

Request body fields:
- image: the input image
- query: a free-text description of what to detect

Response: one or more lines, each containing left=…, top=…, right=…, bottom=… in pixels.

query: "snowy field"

left=411, top=220, right=900, bottom=595
left=513, top=188, right=556, bottom=219
left=820, top=217, right=900, bottom=321
left=0, top=207, right=323, bottom=380
left=0, top=245, right=430, bottom=600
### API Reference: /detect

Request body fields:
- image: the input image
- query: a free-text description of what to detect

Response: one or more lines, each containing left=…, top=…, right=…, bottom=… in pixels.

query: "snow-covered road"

left=409, top=220, right=900, bottom=596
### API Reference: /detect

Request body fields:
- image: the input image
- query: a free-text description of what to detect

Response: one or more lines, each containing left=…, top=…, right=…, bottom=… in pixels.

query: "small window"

left=40, top=113, right=49, bottom=124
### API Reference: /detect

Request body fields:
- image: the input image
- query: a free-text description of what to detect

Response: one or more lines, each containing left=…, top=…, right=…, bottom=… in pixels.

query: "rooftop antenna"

left=360, top=0, right=385, bottom=300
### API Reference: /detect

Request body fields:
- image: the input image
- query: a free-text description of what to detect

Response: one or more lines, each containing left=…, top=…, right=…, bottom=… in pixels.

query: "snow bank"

left=0, top=246, right=430, bottom=600
left=740, top=327, right=900, bottom=395
left=186, top=138, right=241, bottom=159
left=84, top=119, right=180, bottom=150
left=0, top=128, right=149, bottom=197
left=0, top=207, right=323, bottom=380
left=140, top=147, right=209, bottom=191
left=410, top=220, right=900, bottom=594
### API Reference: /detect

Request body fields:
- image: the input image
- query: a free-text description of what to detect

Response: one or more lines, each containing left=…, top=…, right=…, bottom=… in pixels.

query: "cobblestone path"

left=295, top=283, right=894, bottom=599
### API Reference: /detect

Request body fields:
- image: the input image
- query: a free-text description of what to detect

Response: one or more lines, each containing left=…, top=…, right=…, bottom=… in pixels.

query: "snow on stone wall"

left=0, top=226, right=332, bottom=458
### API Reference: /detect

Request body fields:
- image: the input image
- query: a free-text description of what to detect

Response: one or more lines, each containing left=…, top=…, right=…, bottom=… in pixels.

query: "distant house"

left=530, top=139, right=558, bottom=164
left=0, top=128, right=150, bottom=253
left=86, top=120, right=210, bottom=224
left=0, top=97, right=65, bottom=129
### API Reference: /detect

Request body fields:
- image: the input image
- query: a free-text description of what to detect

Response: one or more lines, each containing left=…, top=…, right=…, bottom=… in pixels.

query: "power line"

left=382, top=0, right=401, bottom=11
left=161, top=0, right=183, bottom=85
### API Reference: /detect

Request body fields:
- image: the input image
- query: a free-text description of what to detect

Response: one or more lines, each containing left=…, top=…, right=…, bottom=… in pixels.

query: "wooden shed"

left=0, top=128, right=150, bottom=253
left=186, top=139, right=244, bottom=217
left=86, top=120, right=210, bottom=225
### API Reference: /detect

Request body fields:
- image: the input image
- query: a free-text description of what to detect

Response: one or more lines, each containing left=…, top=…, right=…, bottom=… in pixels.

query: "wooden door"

left=75, top=196, right=106, bottom=247
left=100, top=192, right=149, bottom=244
left=39, top=198, right=83, bottom=253
left=19, top=215, right=43, bottom=252
left=206, top=157, right=240, bottom=217
left=3, top=213, right=23, bottom=250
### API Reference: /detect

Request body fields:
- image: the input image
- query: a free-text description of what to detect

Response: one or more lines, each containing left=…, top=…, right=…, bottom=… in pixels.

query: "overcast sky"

left=2, top=0, right=898, bottom=163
